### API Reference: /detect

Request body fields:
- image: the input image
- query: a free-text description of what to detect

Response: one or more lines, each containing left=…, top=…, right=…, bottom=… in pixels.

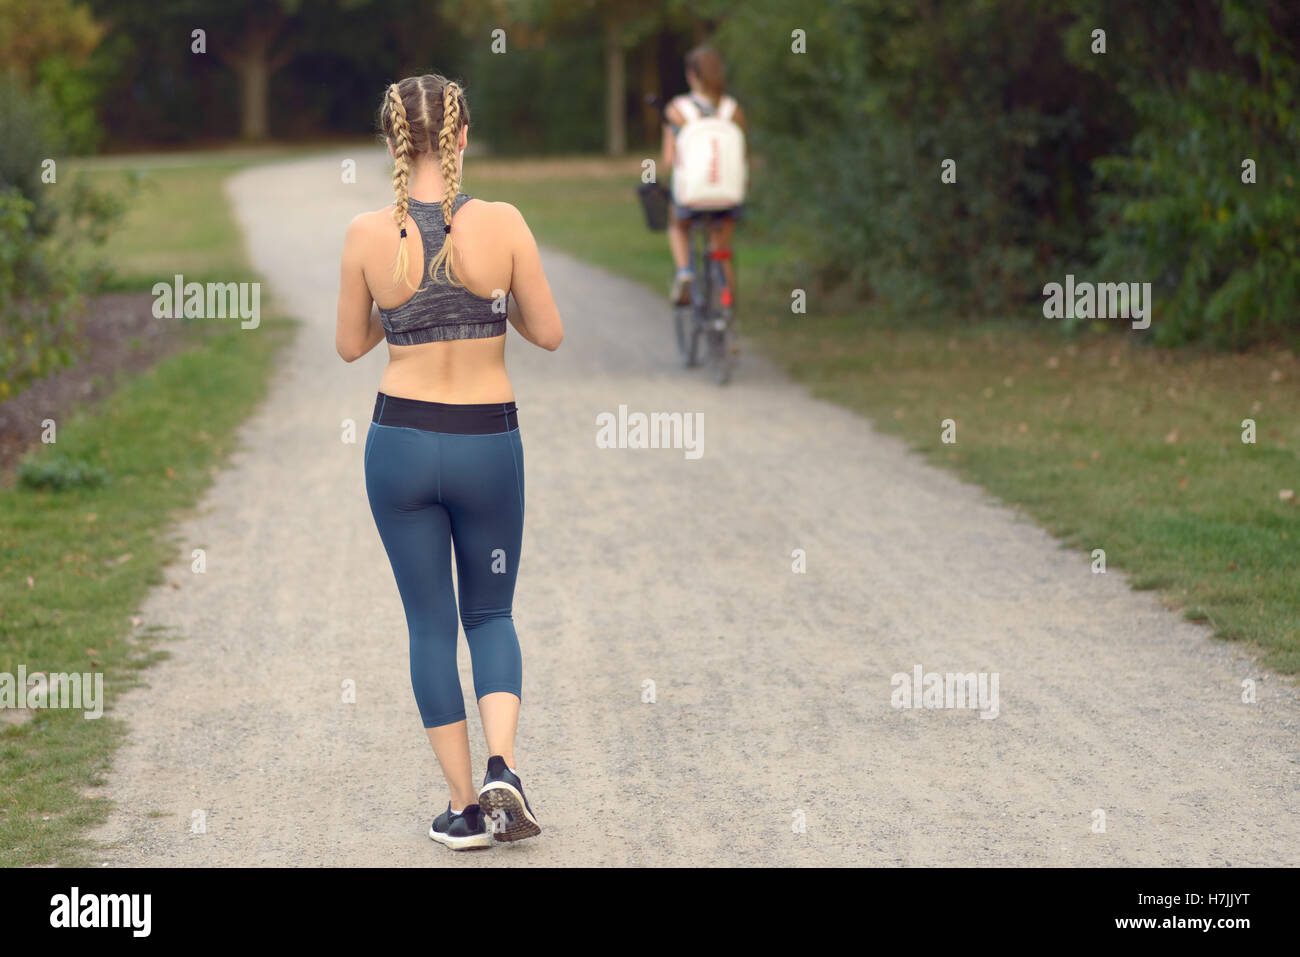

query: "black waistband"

left=372, top=392, right=518, bottom=434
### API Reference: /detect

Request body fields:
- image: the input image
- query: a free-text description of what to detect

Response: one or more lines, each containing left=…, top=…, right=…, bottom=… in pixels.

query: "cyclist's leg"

left=668, top=204, right=690, bottom=271
left=707, top=217, right=737, bottom=305
left=668, top=203, right=693, bottom=303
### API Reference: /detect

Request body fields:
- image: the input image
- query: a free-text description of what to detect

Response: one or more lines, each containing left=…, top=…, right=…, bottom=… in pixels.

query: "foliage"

left=713, top=0, right=1298, bottom=346
left=16, top=455, right=110, bottom=490
left=0, top=81, right=128, bottom=398
left=1078, top=0, right=1300, bottom=347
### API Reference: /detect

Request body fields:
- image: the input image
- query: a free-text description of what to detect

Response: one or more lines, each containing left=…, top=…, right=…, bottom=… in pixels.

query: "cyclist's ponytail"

left=685, top=46, right=726, bottom=102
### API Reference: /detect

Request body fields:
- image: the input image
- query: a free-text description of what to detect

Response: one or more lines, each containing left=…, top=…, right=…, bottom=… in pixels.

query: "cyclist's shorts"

left=672, top=202, right=743, bottom=223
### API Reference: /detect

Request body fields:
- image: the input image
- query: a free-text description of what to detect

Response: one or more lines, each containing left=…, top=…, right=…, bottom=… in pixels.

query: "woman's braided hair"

left=378, top=74, right=471, bottom=289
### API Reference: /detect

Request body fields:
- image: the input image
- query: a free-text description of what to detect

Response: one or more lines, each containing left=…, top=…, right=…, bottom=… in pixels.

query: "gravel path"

left=89, top=150, right=1299, bottom=866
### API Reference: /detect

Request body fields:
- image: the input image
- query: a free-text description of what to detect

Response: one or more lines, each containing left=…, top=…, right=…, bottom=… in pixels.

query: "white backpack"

left=672, top=94, right=747, bottom=210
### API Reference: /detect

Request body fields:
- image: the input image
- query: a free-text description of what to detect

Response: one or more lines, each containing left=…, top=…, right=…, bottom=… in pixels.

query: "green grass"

left=67, top=146, right=342, bottom=290
left=480, top=160, right=1300, bottom=674
left=0, top=152, right=299, bottom=865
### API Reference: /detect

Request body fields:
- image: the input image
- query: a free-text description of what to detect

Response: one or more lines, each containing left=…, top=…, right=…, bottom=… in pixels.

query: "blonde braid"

left=428, top=81, right=464, bottom=286
left=387, top=82, right=416, bottom=289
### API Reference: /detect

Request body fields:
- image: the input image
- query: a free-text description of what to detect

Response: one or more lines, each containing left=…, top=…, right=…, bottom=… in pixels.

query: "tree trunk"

left=640, top=40, right=659, bottom=146
left=230, top=25, right=276, bottom=141
left=237, top=58, right=269, bottom=140
left=604, top=18, right=626, bottom=156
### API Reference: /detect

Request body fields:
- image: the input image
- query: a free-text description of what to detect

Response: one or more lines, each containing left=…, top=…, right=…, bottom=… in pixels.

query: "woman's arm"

left=336, top=214, right=388, bottom=362
left=503, top=203, right=563, bottom=351
left=661, top=99, right=683, bottom=170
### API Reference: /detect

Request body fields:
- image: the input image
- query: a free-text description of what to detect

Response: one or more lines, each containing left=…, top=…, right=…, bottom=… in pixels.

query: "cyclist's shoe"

left=478, top=755, right=541, bottom=843
left=428, top=802, right=491, bottom=850
left=671, top=269, right=694, bottom=305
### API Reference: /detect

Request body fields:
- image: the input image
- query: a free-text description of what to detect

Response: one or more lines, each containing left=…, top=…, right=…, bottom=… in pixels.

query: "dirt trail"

left=89, top=150, right=1298, bottom=866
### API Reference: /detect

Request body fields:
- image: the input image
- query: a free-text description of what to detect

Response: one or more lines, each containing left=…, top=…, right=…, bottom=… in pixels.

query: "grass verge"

left=0, top=152, right=298, bottom=865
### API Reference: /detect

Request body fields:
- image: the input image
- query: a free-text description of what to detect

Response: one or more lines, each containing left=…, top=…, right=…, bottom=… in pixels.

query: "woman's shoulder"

left=453, top=197, right=532, bottom=244
left=458, top=195, right=524, bottom=221
left=344, top=207, right=396, bottom=245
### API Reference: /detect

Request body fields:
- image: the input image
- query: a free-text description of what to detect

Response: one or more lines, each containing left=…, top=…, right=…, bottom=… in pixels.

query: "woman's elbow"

left=336, top=339, right=363, bottom=362
left=539, top=327, right=563, bottom=351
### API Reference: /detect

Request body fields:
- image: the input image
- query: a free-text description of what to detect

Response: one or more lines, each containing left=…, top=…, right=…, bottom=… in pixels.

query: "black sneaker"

left=478, top=755, right=541, bottom=842
left=428, top=802, right=491, bottom=851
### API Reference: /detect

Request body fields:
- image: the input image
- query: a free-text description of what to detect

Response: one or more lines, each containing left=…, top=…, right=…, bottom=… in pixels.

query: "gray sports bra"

left=377, top=193, right=504, bottom=345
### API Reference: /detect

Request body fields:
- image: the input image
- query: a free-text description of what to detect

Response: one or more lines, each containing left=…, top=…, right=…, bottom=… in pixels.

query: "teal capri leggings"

left=364, top=392, right=524, bottom=728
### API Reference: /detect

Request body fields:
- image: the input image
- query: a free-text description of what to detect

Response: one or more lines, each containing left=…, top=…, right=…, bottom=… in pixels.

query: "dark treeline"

left=3, top=0, right=1297, bottom=348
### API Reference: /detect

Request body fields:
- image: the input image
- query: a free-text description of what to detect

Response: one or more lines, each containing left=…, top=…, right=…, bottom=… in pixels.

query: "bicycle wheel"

left=705, top=260, right=735, bottom=385
left=708, top=314, right=735, bottom=385
left=674, top=303, right=701, bottom=367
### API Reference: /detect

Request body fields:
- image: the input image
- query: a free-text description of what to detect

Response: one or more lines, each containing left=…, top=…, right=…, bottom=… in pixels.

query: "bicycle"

left=673, top=212, right=736, bottom=385
left=643, top=94, right=740, bottom=386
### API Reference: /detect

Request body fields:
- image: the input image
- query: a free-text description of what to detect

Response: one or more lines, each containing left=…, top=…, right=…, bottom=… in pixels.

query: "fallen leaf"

left=1280, top=489, right=1295, bottom=502
left=1165, top=429, right=1179, bottom=444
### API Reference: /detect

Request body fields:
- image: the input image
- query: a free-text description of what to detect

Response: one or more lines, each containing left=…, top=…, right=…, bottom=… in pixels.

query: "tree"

left=447, top=0, right=690, bottom=155
left=0, top=0, right=102, bottom=86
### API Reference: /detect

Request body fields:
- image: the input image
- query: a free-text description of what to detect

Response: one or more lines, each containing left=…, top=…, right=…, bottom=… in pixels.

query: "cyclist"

left=660, top=45, right=747, bottom=307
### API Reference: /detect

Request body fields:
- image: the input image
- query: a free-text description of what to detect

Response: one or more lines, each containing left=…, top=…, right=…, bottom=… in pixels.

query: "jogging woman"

left=335, top=74, right=562, bottom=850
left=661, top=45, right=747, bottom=305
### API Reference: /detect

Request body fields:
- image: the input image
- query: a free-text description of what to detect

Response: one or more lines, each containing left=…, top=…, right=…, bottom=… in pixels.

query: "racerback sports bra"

left=377, top=193, right=505, bottom=345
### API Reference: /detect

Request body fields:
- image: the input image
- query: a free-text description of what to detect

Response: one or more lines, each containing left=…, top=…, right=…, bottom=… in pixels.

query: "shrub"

left=1084, top=0, right=1300, bottom=347
left=17, top=454, right=110, bottom=491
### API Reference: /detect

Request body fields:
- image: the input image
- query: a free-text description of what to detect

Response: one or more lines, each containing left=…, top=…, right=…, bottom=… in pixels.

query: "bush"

left=0, top=75, right=66, bottom=236
left=713, top=0, right=1298, bottom=347
left=17, top=454, right=110, bottom=491
left=0, top=190, right=84, bottom=398
left=1084, top=0, right=1300, bottom=347
left=714, top=0, right=1124, bottom=317
left=0, top=78, right=127, bottom=399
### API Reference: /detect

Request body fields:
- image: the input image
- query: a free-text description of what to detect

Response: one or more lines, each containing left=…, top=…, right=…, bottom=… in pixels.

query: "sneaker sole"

left=478, top=782, right=542, bottom=842
left=428, top=825, right=492, bottom=851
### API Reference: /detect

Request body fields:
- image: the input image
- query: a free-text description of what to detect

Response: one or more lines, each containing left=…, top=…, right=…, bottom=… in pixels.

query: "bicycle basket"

left=636, top=181, right=670, bottom=231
